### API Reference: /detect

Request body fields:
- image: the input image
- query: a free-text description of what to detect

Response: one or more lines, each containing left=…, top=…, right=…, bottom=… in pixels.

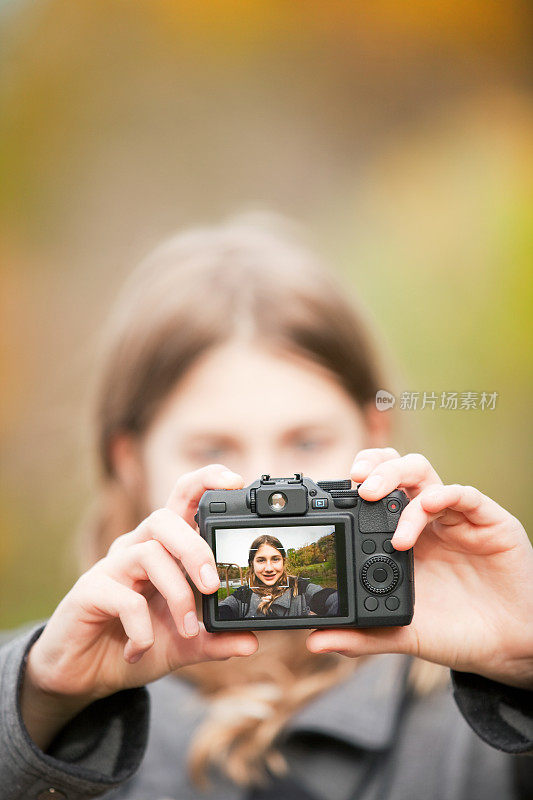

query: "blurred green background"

left=1, top=1, right=532, bottom=628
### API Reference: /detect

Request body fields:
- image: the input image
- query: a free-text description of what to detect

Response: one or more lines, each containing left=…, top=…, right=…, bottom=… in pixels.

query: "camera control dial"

left=361, top=556, right=400, bottom=595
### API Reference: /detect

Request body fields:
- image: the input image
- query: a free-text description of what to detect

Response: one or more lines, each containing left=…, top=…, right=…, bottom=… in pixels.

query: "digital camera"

left=196, top=473, right=414, bottom=631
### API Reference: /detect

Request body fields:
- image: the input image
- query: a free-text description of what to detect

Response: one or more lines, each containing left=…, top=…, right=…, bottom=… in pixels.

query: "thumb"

left=306, top=625, right=417, bottom=658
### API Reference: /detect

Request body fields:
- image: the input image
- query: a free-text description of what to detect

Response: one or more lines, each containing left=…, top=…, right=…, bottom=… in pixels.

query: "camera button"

left=361, top=556, right=400, bottom=594
left=383, top=539, right=394, bottom=553
left=373, top=568, right=388, bottom=583
left=385, top=596, right=400, bottom=611
left=209, top=502, right=227, bottom=513
left=364, top=596, right=379, bottom=612
left=361, top=539, right=376, bottom=554
left=387, top=498, right=401, bottom=513
left=312, top=498, right=328, bottom=508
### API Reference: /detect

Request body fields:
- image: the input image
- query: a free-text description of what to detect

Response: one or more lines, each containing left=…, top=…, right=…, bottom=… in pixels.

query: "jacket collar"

left=249, top=587, right=293, bottom=612
left=279, top=653, right=412, bottom=750
left=163, top=651, right=411, bottom=752
left=269, top=588, right=293, bottom=610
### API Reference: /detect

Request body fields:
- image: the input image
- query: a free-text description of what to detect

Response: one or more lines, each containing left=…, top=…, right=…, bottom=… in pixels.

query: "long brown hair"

left=82, top=212, right=445, bottom=789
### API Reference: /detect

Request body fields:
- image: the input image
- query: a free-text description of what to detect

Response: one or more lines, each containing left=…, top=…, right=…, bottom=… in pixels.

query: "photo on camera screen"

left=213, top=524, right=341, bottom=620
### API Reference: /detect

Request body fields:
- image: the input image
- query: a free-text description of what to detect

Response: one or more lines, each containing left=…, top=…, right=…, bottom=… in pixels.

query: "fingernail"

left=351, top=459, right=372, bottom=475
left=392, top=523, right=413, bottom=548
left=238, top=640, right=257, bottom=656
left=200, top=563, right=220, bottom=591
left=361, top=475, right=383, bottom=493
left=184, top=611, right=200, bottom=637
left=126, top=651, right=143, bottom=664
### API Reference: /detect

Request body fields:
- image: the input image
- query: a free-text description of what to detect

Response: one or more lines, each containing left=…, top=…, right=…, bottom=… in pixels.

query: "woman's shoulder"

left=229, top=585, right=251, bottom=601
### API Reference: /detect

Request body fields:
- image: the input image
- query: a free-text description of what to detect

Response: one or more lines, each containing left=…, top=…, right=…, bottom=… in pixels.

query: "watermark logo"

left=375, top=389, right=396, bottom=411
left=375, top=390, right=498, bottom=411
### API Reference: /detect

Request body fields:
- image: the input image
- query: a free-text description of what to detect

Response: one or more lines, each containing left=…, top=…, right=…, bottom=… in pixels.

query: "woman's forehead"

left=255, top=543, right=283, bottom=556
left=158, top=342, right=360, bottom=430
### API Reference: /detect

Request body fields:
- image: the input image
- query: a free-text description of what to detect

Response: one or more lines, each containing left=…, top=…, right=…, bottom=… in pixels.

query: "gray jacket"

left=217, top=578, right=338, bottom=619
left=1, top=622, right=531, bottom=800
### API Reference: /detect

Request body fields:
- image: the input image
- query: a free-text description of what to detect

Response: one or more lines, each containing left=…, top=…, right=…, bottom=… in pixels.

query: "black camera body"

left=198, top=473, right=414, bottom=631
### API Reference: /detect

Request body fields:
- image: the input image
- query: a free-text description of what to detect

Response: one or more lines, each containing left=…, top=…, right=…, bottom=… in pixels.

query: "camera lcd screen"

left=213, top=524, right=344, bottom=620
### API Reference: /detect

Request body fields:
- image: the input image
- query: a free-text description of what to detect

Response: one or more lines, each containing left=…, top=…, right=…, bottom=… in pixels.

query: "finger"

left=105, top=540, right=201, bottom=639
left=113, top=508, right=221, bottom=594
left=391, top=484, right=510, bottom=551
left=166, top=463, right=244, bottom=527
left=75, top=572, right=154, bottom=663
left=306, top=625, right=416, bottom=659
left=357, top=452, right=442, bottom=501
left=390, top=489, right=448, bottom=550
left=350, top=447, right=401, bottom=481
left=197, top=627, right=259, bottom=661
left=168, top=625, right=258, bottom=665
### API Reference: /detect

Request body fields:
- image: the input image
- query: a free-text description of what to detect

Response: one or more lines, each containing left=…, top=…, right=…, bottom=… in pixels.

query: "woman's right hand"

left=21, top=464, right=258, bottom=749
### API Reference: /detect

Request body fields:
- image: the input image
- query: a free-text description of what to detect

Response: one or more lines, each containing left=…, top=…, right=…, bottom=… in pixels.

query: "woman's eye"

left=205, top=447, right=228, bottom=459
left=292, top=438, right=325, bottom=452
left=187, top=444, right=230, bottom=462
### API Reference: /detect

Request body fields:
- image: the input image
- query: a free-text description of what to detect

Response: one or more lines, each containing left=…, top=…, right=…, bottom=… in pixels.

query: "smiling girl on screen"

left=217, top=534, right=339, bottom=619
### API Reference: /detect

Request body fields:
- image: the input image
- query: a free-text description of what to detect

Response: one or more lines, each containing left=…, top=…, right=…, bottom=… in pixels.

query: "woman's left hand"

left=306, top=448, right=533, bottom=689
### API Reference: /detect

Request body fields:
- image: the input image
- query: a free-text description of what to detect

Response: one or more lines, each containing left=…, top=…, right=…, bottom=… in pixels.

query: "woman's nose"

left=239, top=452, right=295, bottom=486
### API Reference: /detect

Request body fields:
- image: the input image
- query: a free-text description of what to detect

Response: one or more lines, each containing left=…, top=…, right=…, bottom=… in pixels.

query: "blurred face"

left=132, top=340, right=387, bottom=510
left=252, top=544, right=285, bottom=586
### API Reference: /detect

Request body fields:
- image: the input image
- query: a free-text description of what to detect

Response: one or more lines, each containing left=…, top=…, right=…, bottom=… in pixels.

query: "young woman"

left=1, top=215, right=531, bottom=800
left=217, top=534, right=338, bottom=619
